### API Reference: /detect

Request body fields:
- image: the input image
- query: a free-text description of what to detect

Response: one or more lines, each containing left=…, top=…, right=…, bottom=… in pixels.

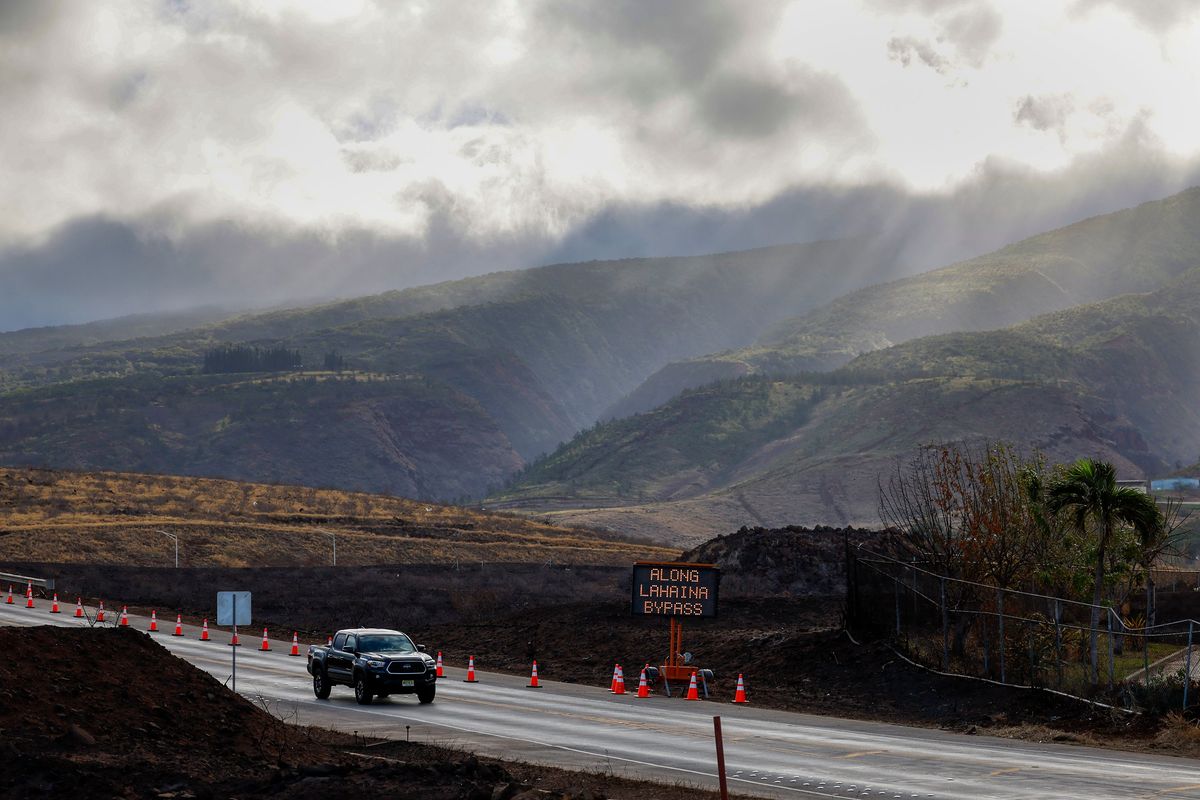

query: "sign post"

left=631, top=562, right=720, bottom=690
left=217, top=591, right=252, bottom=692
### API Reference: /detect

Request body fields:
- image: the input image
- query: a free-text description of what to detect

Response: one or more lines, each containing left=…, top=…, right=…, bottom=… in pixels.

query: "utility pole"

left=156, top=530, right=179, bottom=568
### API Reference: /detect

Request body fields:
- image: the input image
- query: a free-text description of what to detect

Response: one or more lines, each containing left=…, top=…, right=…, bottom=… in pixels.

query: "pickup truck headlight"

left=366, top=660, right=385, bottom=669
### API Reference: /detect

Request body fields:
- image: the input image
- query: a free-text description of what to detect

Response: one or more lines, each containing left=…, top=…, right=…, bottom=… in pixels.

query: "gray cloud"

left=1014, top=93, right=1076, bottom=138
left=1072, top=0, right=1200, bottom=32
left=888, top=36, right=951, bottom=73
left=941, top=4, right=1002, bottom=66
left=3, top=125, right=1197, bottom=332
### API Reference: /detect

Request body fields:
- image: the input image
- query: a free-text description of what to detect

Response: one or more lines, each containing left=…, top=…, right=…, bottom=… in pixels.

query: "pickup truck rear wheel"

left=313, top=668, right=331, bottom=700
left=354, top=675, right=374, bottom=705
left=417, top=685, right=436, bottom=704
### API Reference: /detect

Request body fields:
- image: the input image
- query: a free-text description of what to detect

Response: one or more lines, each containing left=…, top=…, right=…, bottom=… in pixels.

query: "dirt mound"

left=0, top=626, right=726, bottom=800
left=682, top=525, right=891, bottom=596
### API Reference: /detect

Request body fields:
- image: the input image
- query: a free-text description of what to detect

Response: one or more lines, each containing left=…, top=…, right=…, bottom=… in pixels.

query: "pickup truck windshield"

left=356, top=634, right=415, bottom=653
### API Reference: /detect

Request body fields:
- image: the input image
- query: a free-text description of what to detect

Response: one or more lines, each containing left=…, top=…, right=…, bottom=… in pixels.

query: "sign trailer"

left=631, top=562, right=719, bottom=691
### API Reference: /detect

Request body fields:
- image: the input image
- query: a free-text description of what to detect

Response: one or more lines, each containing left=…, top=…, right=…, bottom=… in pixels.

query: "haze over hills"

left=0, top=237, right=895, bottom=498
left=494, top=266, right=1200, bottom=544
left=2, top=189, right=1198, bottom=529
left=610, top=188, right=1200, bottom=419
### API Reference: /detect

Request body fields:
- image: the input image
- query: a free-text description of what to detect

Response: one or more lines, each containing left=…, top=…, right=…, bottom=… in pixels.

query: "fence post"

left=1053, top=599, right=1063, bottom=690
left=982, top=624, right=990, bottom=677
left=1107, top=610, right=1115, bottom=689
left=997, top=588, right=1006, bottom=684
left=940, top=577, right=949, bottom=671
left=1185, top=621, right=1194, bottom=711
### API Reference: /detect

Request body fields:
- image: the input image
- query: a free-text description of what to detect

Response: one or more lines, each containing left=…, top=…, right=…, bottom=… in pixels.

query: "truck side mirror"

left=416, top=644, right=426, bottom=652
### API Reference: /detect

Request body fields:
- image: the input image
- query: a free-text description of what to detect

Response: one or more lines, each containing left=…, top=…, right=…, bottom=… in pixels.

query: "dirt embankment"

left=0, top=626, right=746, bottom=800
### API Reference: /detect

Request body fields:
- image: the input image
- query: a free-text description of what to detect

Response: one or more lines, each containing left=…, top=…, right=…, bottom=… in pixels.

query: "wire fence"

left=846, top=547, right=1200, bottom=711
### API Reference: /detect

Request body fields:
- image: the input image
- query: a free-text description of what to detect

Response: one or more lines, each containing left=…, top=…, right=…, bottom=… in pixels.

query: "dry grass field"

left=0, top=467, right=677, bottom=567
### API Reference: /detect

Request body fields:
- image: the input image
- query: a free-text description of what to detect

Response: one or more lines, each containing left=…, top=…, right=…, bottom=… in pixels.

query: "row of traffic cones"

left=9, top=590, right=309, bottom=656
left=609, top=662, right=749, bottom=703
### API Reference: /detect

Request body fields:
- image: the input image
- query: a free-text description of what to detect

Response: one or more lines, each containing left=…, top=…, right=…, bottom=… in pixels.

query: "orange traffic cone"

left=463, top=655, right=478, bottom=683
left=229, top=627, right=241, bottom=647
left=732, top=673, right=749, bottom=704
left=148, top=610, right=158, bottom=632
left=119, top=606, right=129, bottom=627
left=259, top=628, right=271, bottom=651
left=200, top=618, right=210, bottom=641
left=25, top=584, right=34, bottom=609
left=685, top=671, right=700, bottom=701
left=527, top=661, right=541, bottom=688
left=4, top=586, right=12, bottom=604
left=74, top=598, right=84, bottom=618
left=609, top=663, right=620, bottom=692
left=50, top=593, right=60, bottom=614
left=326, top=635, right=333, bottom=647
left=636, top=666, right=651, bottom=698
left=435, top=651, right=444, bottom=677
left=97, top=600, right=106, bottom=622
left=289, top=632, right=301, bottom=656
left=613, top=665, right=626, bottom=695
left=172, top=614, right=184, bottom=636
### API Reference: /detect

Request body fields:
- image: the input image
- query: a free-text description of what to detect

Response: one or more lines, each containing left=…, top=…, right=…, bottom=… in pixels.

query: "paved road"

left=4, top=601, right=1200, bottom=799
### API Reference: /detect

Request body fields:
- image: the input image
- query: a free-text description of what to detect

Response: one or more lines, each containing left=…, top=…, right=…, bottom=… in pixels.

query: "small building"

left=1150, top=477, right=1200, bottom=492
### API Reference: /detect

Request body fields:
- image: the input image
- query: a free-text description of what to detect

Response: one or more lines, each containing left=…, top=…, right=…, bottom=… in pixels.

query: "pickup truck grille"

left=387, top=660, right=426, bottom=675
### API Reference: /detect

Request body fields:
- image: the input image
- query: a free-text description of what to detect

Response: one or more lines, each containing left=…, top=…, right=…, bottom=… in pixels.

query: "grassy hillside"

left=495, top=270, right=1200, bottom=544
left=0, top=467, right=674, bottom=567
left=0, top=238, right=892, bottom=497
left=0, top=373, right=524, bottom=501
left=611, top=187, right=1200, bottom=418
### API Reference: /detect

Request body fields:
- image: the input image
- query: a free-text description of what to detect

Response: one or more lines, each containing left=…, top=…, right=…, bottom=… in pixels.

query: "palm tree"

left=1046, top=459, right=1162, bottom=684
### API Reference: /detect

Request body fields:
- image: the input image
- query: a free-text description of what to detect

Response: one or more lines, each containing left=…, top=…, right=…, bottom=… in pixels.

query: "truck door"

left=329, top=632, right=352, bottom=680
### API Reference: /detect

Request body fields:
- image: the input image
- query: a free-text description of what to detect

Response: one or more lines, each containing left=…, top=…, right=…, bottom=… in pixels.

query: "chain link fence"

left=846, top=547, right=1200, bottom=711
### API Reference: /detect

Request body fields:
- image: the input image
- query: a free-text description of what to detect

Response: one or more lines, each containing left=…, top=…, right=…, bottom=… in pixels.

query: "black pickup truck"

left=307, top=628, right=437, bottom=705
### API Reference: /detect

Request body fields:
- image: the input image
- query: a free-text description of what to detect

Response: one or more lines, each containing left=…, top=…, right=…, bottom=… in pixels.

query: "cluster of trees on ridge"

left=201, top=346, right=348, bottom=374
left=880, top=443, right=1185, bottom=685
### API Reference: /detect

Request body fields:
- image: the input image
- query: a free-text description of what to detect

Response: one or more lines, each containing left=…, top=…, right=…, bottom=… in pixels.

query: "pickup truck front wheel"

left=417, top=685, right=436, bottom=704
left=313, top=668, right=331, bottom=700
left=354, top=675, right=374, bottom=705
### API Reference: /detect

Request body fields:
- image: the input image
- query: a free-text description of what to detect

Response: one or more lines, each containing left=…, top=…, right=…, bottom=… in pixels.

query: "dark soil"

left=0, top=626, right=749, bottom=800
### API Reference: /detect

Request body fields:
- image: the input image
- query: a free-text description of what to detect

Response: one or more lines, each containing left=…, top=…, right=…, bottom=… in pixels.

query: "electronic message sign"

left=631, top=562, right=719, bottom=618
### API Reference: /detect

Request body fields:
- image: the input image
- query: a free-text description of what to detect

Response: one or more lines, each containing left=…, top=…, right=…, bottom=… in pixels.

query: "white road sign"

left=216, top=591, right=251, bottom=626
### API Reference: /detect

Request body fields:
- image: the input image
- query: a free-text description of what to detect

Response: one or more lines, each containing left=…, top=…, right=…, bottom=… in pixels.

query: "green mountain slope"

left=495, top=270, right=1200, bottom=544
left=0, top=374, right=521, bottom=500
left=611, top=187, right=1200, bottom=418
left=0, top=238, right=892, bottom=497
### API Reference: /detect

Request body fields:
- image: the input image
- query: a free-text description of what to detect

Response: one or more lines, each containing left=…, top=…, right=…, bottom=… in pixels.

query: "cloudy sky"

left=3, top=0, right=1200, bottom=329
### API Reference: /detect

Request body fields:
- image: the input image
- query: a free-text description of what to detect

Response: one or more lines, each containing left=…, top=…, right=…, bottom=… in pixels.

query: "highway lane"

left=4, top=601, right=1200, bottom=799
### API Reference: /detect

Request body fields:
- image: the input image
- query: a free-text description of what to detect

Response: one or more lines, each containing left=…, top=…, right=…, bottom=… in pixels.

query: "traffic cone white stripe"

left=636, top=666, right=651, bottom=698
left=732, top=673, right=749, bottom=704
